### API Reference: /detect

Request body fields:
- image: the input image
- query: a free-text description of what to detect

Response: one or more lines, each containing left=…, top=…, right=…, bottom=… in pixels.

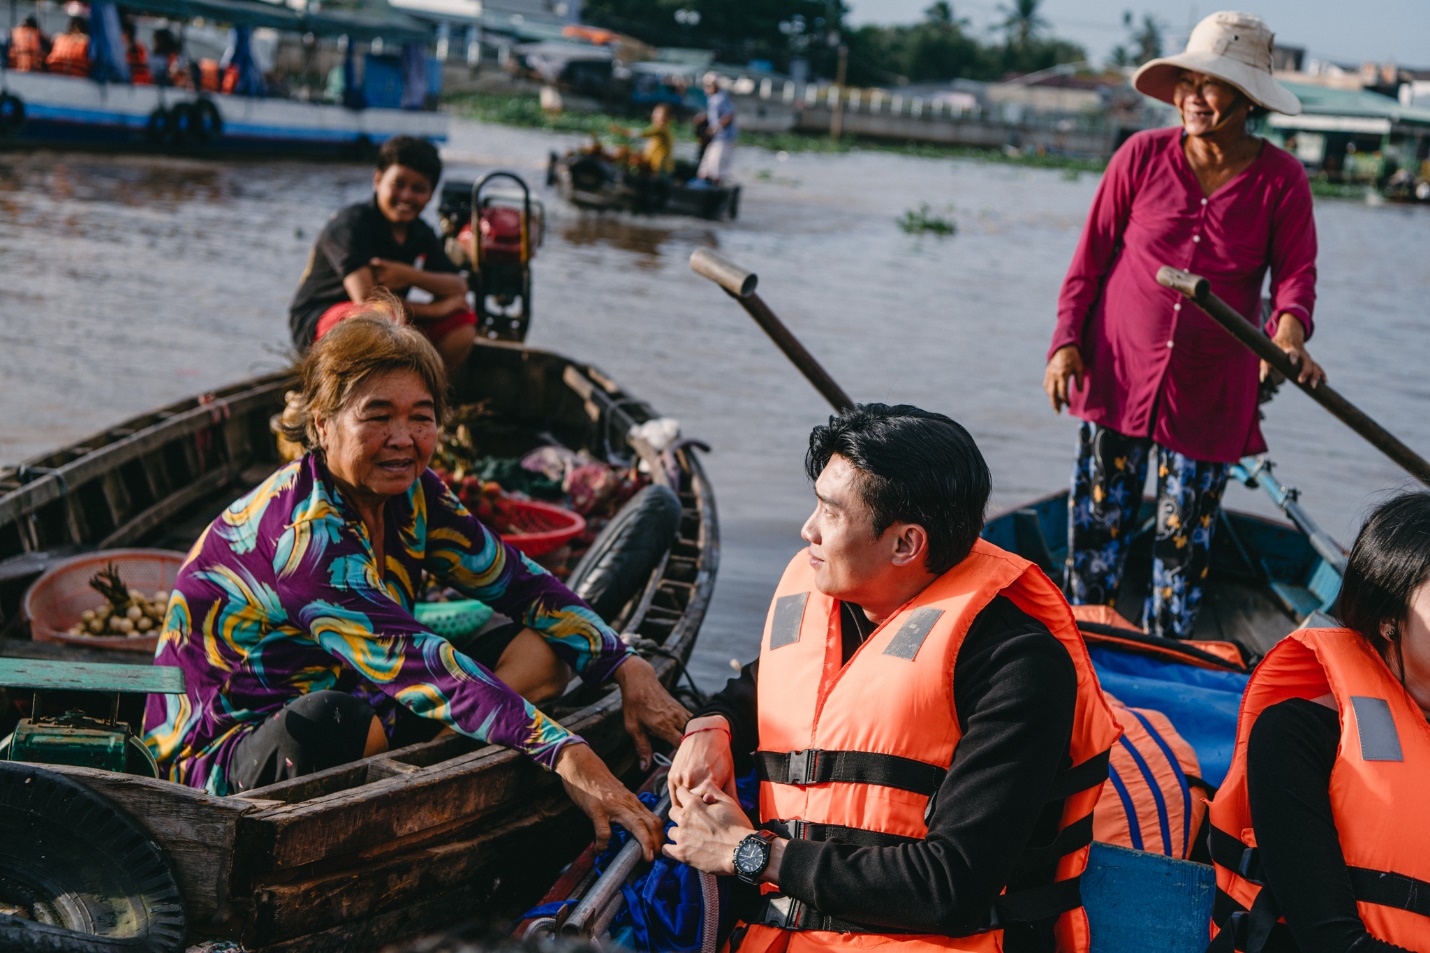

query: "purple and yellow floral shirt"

left=142, top=454, right=632, bottom=795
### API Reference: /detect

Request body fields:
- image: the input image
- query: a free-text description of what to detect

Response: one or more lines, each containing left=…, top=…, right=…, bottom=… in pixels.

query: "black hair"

left=1338, top=491, right=1430, bottom=662
left=805, top=403, right=991, bottom=575
left=376, top=135, right=442, bottom=186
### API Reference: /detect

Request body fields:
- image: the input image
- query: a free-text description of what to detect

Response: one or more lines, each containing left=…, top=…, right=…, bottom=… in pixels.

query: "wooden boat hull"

left=547, top=151, right=741, bottom=220
left=0, top=340, right=718, bottom=951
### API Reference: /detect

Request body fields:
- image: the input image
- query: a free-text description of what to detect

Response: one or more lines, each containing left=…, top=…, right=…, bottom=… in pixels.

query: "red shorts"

left=313, top=301, right=478, bottom=345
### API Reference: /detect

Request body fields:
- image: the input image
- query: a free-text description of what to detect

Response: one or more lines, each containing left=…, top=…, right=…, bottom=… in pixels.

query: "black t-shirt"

left=288, top=198, right=458, bottom=348
left=1245, top=698, right=1413, bottom=953
left=699, top=594, right=1077, bottom=952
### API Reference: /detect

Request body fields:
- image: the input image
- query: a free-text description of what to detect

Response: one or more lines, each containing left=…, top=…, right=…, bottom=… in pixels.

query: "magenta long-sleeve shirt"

left=1050, top=127, right=1317, bottom=463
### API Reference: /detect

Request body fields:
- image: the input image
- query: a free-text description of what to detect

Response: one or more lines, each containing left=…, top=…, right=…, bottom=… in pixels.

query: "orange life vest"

left=736, top=539, right=1120, bottom=953
left=198, top=58, right=220, bottom=92
left=46, top=32, right=90, bottom=77
left=8, top=25, right=43, bottom=72
left=1094, top=697, right=1208, bottom=860
left=127, top=41, right=152, bottom=84
left=1207, top=627, right=1430, bottom=953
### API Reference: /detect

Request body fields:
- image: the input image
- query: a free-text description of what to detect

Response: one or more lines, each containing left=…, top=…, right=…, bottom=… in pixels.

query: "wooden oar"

left=689, top=249, right=854, bottom=413
left=1157, top=266, right=1430, bottom=487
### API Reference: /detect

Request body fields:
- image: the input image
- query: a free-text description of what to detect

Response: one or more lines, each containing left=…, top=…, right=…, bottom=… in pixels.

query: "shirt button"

left=1192, top=234, right=1201, bottom=242
left=1201, top=198, right=1208, bottom=206
left=1174, top=302, right=1182, bottom=311
left=1167, top=340, right=1175, bottom=348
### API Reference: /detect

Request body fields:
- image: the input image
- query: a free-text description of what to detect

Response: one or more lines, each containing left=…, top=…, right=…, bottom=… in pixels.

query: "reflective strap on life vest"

left=756, top=749, right=946, bottom=795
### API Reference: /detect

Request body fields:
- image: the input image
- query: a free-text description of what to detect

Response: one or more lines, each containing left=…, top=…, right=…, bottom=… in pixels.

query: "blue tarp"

left=220, top=25, right=266, bottom=96
left=1089, top=646, right=1249, bottom=788
left=89, top=2, right=131, bottom=83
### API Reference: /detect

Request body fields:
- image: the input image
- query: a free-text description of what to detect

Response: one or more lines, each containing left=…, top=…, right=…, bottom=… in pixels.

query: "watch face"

left=735, top=840, right=763, bottom=872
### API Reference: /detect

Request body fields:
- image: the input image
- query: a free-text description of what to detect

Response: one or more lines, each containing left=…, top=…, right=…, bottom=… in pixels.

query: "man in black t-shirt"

left=289, top=136, right=476, bottom=371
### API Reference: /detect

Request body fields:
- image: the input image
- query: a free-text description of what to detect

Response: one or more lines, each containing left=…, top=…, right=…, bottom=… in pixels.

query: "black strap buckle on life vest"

left=752, top=894, right=915, bottom=935
left=1208, top=825, right=1265, bottom=885
left=755, top=749, right=946, bottom=796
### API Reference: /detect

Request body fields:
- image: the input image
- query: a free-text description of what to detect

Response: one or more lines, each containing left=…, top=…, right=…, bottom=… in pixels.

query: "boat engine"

left=438, top=171, right=544, bottom=342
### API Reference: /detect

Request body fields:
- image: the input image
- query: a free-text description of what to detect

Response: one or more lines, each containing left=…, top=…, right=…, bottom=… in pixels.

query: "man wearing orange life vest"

left=45, top=16, right=91, bottom=78
left=665, top=404, right=1119, bottom=953
left=7, top=16, right=46, bottom=72
left=1207, top=491, right=1430, bottom=953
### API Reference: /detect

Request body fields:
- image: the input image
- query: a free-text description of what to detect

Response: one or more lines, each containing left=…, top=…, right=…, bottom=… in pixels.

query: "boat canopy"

left=107, top=0, right=434, bottom=42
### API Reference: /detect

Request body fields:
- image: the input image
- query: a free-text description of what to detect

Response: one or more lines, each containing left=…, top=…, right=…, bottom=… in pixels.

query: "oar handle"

left=690, top=248, right=758, bottom=298
left=690, top=250, right=855, bottom=413
left=1156, top=266, right=1430, bottom=487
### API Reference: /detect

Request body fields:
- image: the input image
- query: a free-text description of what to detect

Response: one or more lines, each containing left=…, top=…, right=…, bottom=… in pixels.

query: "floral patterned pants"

left=1066, top=422, right=1230, bottom=640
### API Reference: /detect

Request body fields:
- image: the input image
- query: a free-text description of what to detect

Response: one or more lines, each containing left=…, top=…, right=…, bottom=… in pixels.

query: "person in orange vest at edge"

left=665, top=403, right=1121, bottom=953
left=121, top=17, right=151, bottom=84
left=46, top=15, right=91, bottom=78
left=289, top=135, right=477, bottom=375
left=1207, top=491, right=1430, bottom=953
left=7, top=15, right=48, bottom=72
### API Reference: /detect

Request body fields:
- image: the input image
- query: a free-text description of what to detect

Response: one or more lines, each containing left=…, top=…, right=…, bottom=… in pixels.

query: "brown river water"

left=2, top=118, right=1429, bottom=690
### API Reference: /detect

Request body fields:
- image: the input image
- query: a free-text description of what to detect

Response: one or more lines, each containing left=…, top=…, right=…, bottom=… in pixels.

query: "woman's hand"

left=667, top=715, right=738, bottom=802
left=663, top=781, right=757, bottom=876
left=1265, top=314, right=1325, bottom=388
left=554, top=742, right=664, bottom=860
left=1044, top=345, right=1086, bottom=413
left=613, top=655, right=691, bottom=771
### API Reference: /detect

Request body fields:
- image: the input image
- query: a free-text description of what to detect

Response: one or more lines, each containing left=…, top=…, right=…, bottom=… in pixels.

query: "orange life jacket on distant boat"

left=1207, top=627, right=1430, bottom=953
left=734, top=539, right=1121, bottom=953
left=126, top=40, right=152, bottom=84
left=198, top=57, right=220, bottom=92
left=46, top=32, right=90, bottom=77
left=8, top=25, right=43, bottom=72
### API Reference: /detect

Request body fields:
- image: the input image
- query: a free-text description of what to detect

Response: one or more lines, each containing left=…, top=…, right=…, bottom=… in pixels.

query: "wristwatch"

left=733, top=830, right=778, bottom=884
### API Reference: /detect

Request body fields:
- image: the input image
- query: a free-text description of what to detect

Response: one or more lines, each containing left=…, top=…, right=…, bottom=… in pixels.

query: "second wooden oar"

left=689, top=248, right=854, bottom=413
left=1157, top=266, right=1430, bottom=487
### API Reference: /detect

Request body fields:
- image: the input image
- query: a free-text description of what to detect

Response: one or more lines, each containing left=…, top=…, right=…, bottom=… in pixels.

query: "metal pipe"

left=1158, top=266, right=1430, bottom=487
left=1233, top=457, right=1348, bottom=575
left=561, top=793, right=671, bottom=939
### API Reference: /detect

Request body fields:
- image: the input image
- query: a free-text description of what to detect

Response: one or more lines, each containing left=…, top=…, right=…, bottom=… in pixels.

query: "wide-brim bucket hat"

left=1133, top=10, right=1301, bottom=116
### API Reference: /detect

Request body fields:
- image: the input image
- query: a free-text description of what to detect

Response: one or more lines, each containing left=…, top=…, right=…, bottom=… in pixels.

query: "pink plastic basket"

left=23, top=549, right=187, bottom=653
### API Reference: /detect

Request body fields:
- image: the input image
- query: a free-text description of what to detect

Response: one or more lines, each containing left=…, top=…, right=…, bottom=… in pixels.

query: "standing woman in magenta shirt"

left=1044, top=11, right=1325, bottom=639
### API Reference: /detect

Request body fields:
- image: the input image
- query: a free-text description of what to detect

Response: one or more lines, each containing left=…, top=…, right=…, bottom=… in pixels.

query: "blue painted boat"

left=508, top=455, right=1345, bottom=953
left=0, top=0, right=446, bottom=156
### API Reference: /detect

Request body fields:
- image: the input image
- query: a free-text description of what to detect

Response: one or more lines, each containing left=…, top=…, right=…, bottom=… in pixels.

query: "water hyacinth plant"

left=898, top=203, right=957, bottom=236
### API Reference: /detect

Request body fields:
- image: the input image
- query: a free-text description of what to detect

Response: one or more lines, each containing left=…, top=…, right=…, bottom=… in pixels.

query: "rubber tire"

left=0, top=761, right=186, bottom=952
left=188, top=98, right=221, bottom=144
left=164, top=103, right=192, bottom=151
left=566, top=484, right=683, bottom=623
left=144, top=107, right=169, bottom=146
left=0, top=93, right=25, bottom=137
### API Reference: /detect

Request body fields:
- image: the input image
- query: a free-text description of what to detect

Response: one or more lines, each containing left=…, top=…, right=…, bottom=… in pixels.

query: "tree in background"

left=581, top=0, right=849, bottom=73
left=845, top=2, right=987, bottom=85
left=997, top=0, right=1047, bottom=52
left=1108, top=11, right=1163, bottom=67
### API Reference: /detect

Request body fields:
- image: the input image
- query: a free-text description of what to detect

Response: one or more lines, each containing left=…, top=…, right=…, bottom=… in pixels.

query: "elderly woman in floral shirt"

left=143, top=313, right=682, bottom=855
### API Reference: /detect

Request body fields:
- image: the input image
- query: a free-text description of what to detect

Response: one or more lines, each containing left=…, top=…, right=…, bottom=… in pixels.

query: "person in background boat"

left=290, top=135, right=478, bottom=375
left=610, top=103, right=675, bottom=176
left=695, top=72, right=735, bottom=184
left=150, top=27, right=192, bottom=89
left=121, top=17, right=151, bottom=85
left=1206, top=492, right=1430, bottom=953
left=7, top=15, right=48, bottom=72
left=1044, top=11, right=1323, bottom=641
left=664, top=404, right=1119, bottom=953
left=143, top=314, right=686, bottom=859
left=45, top=16, right=90, bottom=78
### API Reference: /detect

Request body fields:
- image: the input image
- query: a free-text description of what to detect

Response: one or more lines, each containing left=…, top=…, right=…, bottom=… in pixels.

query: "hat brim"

left=1133, top=52, right=1301, bottom=116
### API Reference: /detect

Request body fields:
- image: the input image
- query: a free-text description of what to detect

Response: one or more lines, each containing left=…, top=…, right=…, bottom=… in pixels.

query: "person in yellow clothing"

left=611, top=104, right=675, bottom=176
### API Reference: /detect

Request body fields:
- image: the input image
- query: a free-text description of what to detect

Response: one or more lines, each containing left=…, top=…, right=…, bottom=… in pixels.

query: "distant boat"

left=0, top=0, right=446, bottom=156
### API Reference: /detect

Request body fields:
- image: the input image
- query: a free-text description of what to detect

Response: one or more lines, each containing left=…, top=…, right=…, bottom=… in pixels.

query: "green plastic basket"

left=414, top=600, right=495, bottom=640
